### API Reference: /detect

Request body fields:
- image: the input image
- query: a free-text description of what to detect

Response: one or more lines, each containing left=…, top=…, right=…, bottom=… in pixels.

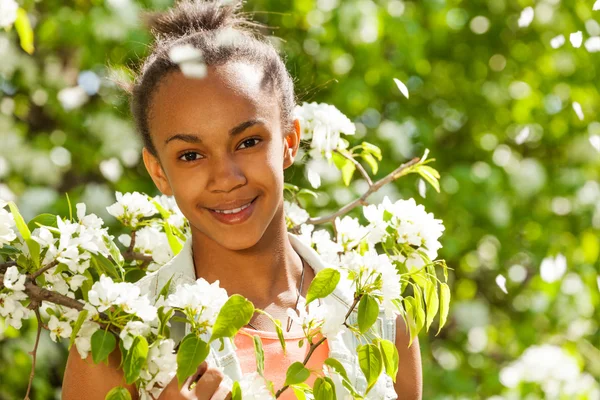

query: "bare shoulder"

left=392, top=315, right=423, bottom=400
left=62, top=344, right=137, bottom=400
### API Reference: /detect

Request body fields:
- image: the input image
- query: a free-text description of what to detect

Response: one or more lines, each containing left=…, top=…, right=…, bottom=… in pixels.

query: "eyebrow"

left=164, top=118, right=267, bottom=145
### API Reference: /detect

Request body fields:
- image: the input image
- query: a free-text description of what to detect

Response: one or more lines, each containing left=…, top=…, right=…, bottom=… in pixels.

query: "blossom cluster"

left=500, top=344, right=600, bottom=398
left=109, top=192, right=188, bottom=271
left=0, top=266, right=31, bottom=329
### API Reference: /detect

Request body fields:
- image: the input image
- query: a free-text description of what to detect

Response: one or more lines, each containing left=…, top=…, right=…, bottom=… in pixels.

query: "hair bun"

left=143, top=0, right=247, bottom=40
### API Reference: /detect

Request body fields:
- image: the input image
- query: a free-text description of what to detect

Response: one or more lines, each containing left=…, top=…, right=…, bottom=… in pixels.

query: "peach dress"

left=233, top=327, right=329, bottom=400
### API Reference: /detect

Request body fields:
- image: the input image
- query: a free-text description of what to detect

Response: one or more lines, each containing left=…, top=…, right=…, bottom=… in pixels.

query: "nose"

left=206, top=154, right=247, bottom=193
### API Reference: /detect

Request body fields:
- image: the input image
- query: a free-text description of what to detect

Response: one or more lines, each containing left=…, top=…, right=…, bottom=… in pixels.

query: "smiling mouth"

left=207, top=197, right=258, bottom=214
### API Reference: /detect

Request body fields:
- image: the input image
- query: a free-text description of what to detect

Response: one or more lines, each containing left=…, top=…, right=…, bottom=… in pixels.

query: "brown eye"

left=179, top=152, right=202, bottom=162
left=238, top=138, right=261, bottom=149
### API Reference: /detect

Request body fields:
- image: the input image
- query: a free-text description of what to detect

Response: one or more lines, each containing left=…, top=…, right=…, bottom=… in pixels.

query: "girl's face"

left=142, top=62, right=300, bottom=250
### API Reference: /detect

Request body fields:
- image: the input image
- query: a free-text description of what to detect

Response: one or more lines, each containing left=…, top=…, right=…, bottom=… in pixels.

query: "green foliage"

left=176, top=334, right=209, bottom=388
left=284, top=361, right=310, bottom=386
left=209, top=294, right=255, bottom=342
left=91, top=330, right=116, bottom=364
left=306, top=268, right=341, bottom=304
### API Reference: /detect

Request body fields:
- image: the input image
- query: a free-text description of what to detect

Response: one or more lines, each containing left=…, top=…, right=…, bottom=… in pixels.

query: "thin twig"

left=335, top=149, right=373, bottom=186
left=128, top=230, right=137, bottom=254
left=30, top=261, right=58, bottom=280
left=122, top=252, right=154, bottom=262
left=275, top=294, right=363, bottom=398
left=305, top=157, right=420, bottom=225
left=0, top=260, right=17, bottom=272
left=24, top=308, right=42, bottom=400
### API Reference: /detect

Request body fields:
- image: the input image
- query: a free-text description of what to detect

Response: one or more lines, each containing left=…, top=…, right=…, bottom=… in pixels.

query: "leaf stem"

left=24, top=308, right=42, bottom=400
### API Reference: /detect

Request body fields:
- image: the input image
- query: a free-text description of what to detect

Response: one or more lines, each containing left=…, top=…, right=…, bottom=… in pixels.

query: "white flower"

left=167, top=278, right=228, bottom=329
left=570, top=31, right=583, bottom=48
left=134, top=225, right=173, bottom=266
left=74, top=321, right=100, bottom=359
left=168, top=44, right=207, bottom=79
left=120, top=321, right=151, bottom=350
left=306, top=166, right=322, bottom=189
left=335, top=216, right=369, bottom=250
left=540, top=253, right=567, bottom=283
left=393, top=78, right=409, bottom=99
left=293, top=102, right=355, bottom=159
left=106, top=191, right=157, bottom=227
left=48, top=315, right=73, bottom=342
left=550, top=34, right=565, bottom=49
left=499, top=344, right=599, bottom=397
left=496, top=274, right=508, bottom=294
left=518, top=7, right=534, bottom=28
left=284, top=201, right=309, bottom=227
left=138, top=339, right=177, bottom=398
left=3, top=266, right=26, bottom=292
left=0, top=0, right=19, bottom=28
left=0, top=291, right=31, bottom=329
left=311, top=229, right=343, bottom=267
left=313, top=296, right=348, bottom=338
left=237, top=372, right=275, bottom=400
left=585, top=37, right=600, bottom=52
left=58, top=86, right=89, bottom=110
left=88, top=275, right=158, bottom=322
left=594, top=0, right=600, bottom=11
left=572, top=102, right=584, bottom=120
left=0, top=205, right=16, bottom=246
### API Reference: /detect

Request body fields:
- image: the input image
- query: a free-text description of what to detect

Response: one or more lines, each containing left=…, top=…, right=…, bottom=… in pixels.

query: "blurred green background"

left=1, top=0, right=599, bottom=399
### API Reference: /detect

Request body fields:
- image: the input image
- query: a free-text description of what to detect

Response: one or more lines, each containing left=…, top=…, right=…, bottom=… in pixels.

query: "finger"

left=195, top=368, right=224, bottom=400
left=179, top=362, right=209, bottom=398
left=209, top=384, right=230, bottom=400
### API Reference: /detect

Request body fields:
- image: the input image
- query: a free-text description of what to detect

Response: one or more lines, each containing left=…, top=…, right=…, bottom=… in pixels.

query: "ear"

left=283, top=118, right=301, bottom=169
left=142, top=148, right=173, bottom=196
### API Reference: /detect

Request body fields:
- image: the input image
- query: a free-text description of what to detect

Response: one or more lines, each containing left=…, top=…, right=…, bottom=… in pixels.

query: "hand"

left=157, top=361, right=232, bottom=400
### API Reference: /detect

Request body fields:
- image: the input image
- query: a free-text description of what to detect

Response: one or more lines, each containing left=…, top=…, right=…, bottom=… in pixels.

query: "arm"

left=62, top=345, right=138, bottom=400
left=393, top=316, right=423, bottom=400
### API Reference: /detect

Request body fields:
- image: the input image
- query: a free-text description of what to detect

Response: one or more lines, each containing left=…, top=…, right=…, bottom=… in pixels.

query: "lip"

left=206, top=197, right=258, bottom=211
left=205, top=196, right=258, bottom=225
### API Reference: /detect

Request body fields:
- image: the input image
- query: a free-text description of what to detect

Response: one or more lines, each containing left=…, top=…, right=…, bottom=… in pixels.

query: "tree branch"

left=30, top=261, right=58, bottom=280
left=24, top=308, right=42, bottom=400
left=122, top=252, right=154, bottom=262
left=335, top=149, right=373, bottom=186
left=305, top=157, right=420, bottom=225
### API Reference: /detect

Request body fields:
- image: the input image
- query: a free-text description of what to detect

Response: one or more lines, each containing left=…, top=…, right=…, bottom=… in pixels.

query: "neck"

left=190, top=212, right=303, bottom=310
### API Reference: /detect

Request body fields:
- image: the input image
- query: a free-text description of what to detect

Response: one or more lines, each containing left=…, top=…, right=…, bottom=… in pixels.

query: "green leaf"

left=378, top=339, right=399, bottom=383
left=0, top=245, right=20, bottom=256
left=361, top=142, right=382, bottom=160
left=176, top=335, right=210, bottom=388
left=361, top=153, right=379, bottom=175
left=436, top=283, right=451, bottom=335
left=306, top=268, right=340, bottom=305
left=68, top=310, right=89, bottom=350
left=158, top=307, right=174, bottom=337
left=91, top=330, right=116, bottom=364
left=341, top=159, right=356, bottom=186
left=124, top=336, right=149, bottom=384
left=424, top=280, right=439, bottom=332
left=8, top=201, right=40, bottom=269
left=273, top=319, right=286, bottom=355
left=105, top=236, right=124, bottom=268
left=403, top=298, right=419, bottom=347
left=15, top=8, right=34, bottom=54
left=313, top=377, right=336, bottom=400
left=164, top=221, right=183, bottom=254
left=357, top=294, right=379, bottom=334
left=27, top=213, right=58, bottom=231
left=417, top=166, right=440, bottom=193
left=253, top=335, right=265, bottom=376
left=284, top=361, right=310, bottom=386
left=91, top=253, right=121, bottom=281
left=298, top=188, right=319, bottom=199
left=210, top=294, right=254, bottom=342
left=158, top=276, right=175, bottom=299
left=231, top=381, right=242, bottom=400
left=105, top=386, right=132, bottom=400
left=291, top=385, right=307, bottom=400
left=324, top=358, right=350, bottom=382
left=124, top=269, right=146, bottom=283
left=412, top=286, right=425, bottom=335
left=357, top=344, right=383, bottom=395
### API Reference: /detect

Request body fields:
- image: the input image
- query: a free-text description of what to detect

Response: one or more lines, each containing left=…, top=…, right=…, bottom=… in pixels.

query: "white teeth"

left=212, top=201, right=252, bottom=214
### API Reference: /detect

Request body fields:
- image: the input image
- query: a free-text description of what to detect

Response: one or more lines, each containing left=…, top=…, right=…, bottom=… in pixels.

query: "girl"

left=61, top=1, right=422, bottom=399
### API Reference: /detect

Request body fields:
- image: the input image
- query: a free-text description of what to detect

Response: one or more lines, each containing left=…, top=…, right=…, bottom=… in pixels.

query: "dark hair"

left=130, top=0, right=296, bottom=156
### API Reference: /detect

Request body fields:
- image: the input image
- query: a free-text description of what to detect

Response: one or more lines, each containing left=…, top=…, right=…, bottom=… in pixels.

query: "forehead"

left=148, top=62, right=280, bottom=144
